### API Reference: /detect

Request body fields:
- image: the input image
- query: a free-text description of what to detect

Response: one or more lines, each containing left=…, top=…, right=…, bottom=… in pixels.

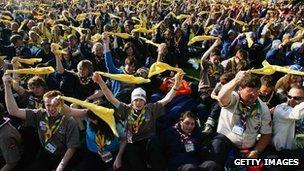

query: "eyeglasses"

left=287, top=95, right=304, bottom=101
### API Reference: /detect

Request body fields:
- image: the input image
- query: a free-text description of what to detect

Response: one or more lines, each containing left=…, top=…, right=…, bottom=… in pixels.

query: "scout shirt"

left=198, top=60, right=223, bottom=98
left=0, top=118, right=22, bottom=164
left=24, top=109, right=80, bottom=156
left=116, top=102, right=165, bottom=142
left=217, top=92, right=272, bottom=149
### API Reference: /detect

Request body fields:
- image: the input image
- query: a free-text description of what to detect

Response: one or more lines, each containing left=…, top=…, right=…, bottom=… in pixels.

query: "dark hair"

left=236, top=49, right=248, bottom=60
left=87, top=110, right=115, bottom=141
left=210, top=48, right=221, bottom=57
left=220, top=72, right=235, bottom=84
left=10, top=34, right=22, bottom=44
left=261, top=75, right=275, bottom=87
left=123, top=42, right=136, bottom=54
left=238, top=73, right=261, bottom=89
left=179, top=111, right=196, bottom=122
left=28, top=76, right=47, bottom=89
left=125, top=57, right=137, bottom=66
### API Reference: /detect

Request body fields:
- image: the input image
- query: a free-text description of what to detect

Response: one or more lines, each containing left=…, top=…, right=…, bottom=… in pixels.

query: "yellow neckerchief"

left=95, top=130, right=106, bottom=150
left=44, top=115, right=65, bottom=143
left=128, top=108, right=146, bottom=134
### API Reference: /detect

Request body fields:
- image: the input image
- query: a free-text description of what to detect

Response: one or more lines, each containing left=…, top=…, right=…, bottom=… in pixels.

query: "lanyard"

left=128, top=108, right=146, bottom=134
left=44, top=115, right=65, bottom=143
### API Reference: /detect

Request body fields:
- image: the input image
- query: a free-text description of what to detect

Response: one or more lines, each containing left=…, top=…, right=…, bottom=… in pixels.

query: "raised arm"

left=92, top=73, right=120, bottom=108
left=102, top=34, right=121, bottom=74
left=158, top=73, right=182, bottom=106
left=217, top=71, right=246, bottom=107
left=3, top=74, right=26, bottom=119
left=201, top=38, right=221, bottom=66
left=51, top=45, right=65, bottom=74
left=51, top=96, right=88, bottom=118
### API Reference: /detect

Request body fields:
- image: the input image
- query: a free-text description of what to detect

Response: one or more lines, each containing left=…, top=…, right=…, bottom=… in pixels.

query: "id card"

left=232, top=125, right=244, bottom=135
left=45, top=142, right=57, bottom=154
left=98, top=150, right=113, bottom=163
left=185, top=143, right=195, bottom=152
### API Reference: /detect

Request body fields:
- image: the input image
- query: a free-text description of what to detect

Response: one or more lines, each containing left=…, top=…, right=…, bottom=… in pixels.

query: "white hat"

left=131, top=88, right=146, bottom=102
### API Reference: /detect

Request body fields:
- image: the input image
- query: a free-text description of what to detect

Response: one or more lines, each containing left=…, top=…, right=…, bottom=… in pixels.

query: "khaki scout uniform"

left=25, top=109, right=80, bottom=156
left=0, top=118, right=22, bottom=165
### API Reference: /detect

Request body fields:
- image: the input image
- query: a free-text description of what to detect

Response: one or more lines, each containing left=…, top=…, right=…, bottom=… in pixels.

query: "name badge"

left=98, top=150, right=113, bottom=163
left=185, top=142, right=194, bottom=152
left=232, top=125, right=244, bottom=135
left=45, top=142, right=57, bottom=154
left=39, top=121, right=46, bottom=131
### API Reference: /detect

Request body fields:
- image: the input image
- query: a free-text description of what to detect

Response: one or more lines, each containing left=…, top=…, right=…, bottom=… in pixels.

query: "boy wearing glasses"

left=272, top=86, right=304, bottom=169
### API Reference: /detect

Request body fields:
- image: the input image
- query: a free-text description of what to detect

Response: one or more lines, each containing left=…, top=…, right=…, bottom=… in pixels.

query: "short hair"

left=92, top=42, right=103, bottom=53
left=10, top=34, right=22, bottom=44
left=123, top=42, right=136, bottom=52
left=179, top=111, right=196, bottom=122
left=77, top=60, right=93, bottom=74
left=238, top=73, right=261, bottom=89
left=236, top=49, right=248, bottom=60
left=124, top=20, right=134, bottom=27
left=43, top=90, right=62, bottom=100
left=68, top=34, right=78, bottom=41
left=261, top=75, right=275, bottom=87
left=210, top=48, right=221, bottom=57
left=219, top=72, right=235, bottom=84
left=28, top=76, right=47, bottom=89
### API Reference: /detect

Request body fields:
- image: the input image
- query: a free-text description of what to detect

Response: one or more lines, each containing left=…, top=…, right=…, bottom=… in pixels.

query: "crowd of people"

left=0, top=0, right=304, bottom=170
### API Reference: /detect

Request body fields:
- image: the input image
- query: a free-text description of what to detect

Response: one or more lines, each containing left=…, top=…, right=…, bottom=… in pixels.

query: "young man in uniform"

left=3, top=74, right=80, bottom=171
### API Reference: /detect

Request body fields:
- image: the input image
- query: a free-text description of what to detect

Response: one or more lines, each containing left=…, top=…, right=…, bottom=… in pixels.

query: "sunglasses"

left=287, top=95, right=304, bottom=101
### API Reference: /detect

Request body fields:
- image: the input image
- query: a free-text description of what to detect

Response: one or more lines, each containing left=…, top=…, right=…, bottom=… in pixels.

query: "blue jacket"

left=104, top=52, right=125, bottom=96
left=160, top=126, right=203, bottom=170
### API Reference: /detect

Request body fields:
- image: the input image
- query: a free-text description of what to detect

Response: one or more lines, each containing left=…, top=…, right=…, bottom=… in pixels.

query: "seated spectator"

left=92, top=72, right=182, bottom=170
left=224, top=49, right=249, bottom=75
left=50, top=98, right=122, bottom=171
left=204, top=71, right=272, bottom=170
left=3, top=75, right=80, bottom=171
left=259, top=75, right=281, bottom=111
left=202, top=72, right=234, bottom=134
left=159, top=111, right=217, bottom=171
left=272, top=86, right=304, bottom=169
left=275, top=74, right=303, bottom=102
